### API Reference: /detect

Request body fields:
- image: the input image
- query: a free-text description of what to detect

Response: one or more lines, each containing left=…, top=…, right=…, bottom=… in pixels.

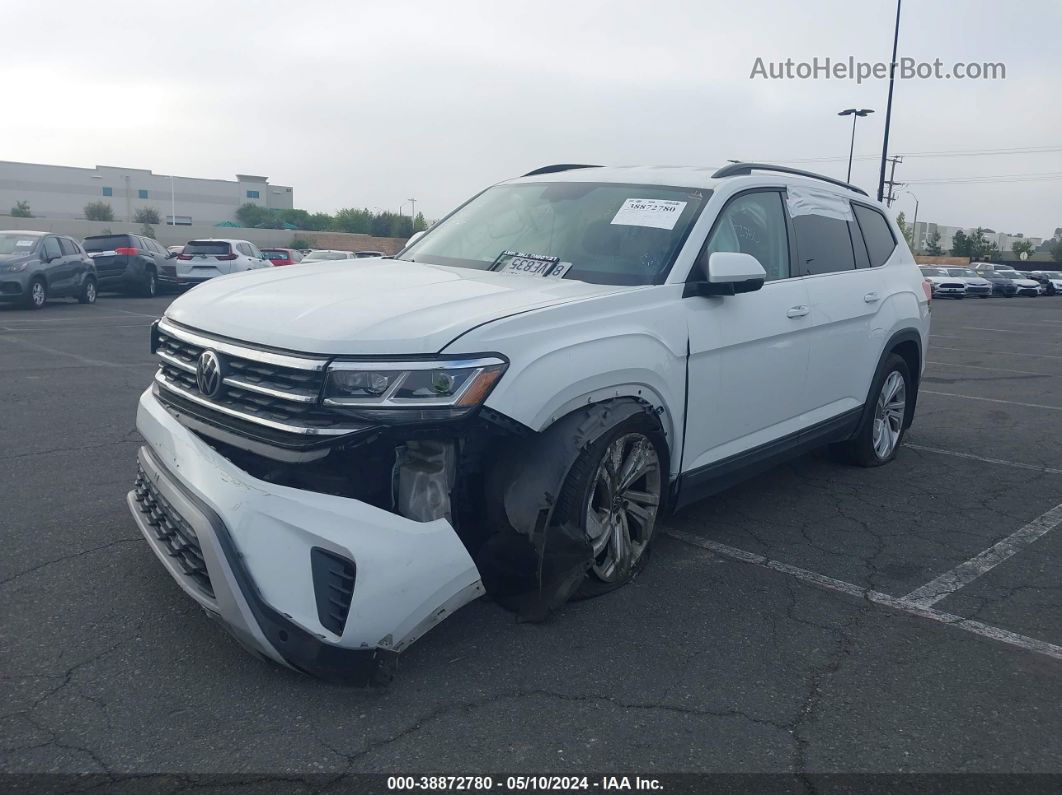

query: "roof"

left=507, top=164, right=875, bottom=200
left=2, top=229, right=46, bottom=236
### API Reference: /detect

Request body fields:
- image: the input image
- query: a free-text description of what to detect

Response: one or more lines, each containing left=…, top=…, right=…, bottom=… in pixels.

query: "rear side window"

left=59, top=238, right=79, bottom=255
left=83, top=234, right=133, bottom=252
left=853, top=205, right=897, bottom=267
left=791, top=214, right=856, bottom=276
left=184, top=241, right=232, bottom=256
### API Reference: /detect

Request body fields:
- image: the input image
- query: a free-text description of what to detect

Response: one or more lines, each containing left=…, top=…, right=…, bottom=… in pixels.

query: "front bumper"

left=0, top=272, right=30, bottom=300
left=128, top=388, right=485, bottom=680
left=933, top=286, right=965, bottom=297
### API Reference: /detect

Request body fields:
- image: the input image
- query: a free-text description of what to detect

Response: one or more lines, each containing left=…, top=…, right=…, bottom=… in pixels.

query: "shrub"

left=84, top=201, right=115, bottom=222
left=11, top=200, right=32, bottom=218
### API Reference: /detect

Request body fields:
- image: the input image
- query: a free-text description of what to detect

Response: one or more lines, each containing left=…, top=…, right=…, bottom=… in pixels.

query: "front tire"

left=24, top=277, right=47, bottom=310
left=833, top=354, right=912, bottom=468
left=553, top=413, right=667, bottom=597
left=141, top=268, right=158, bottom=298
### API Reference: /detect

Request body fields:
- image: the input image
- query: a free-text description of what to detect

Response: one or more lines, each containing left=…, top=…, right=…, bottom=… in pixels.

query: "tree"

left=413, top=212, right=428, bottom=233
left=235, top=202, right=274, bottom=228
left=950, top=229, right=970, bottom=257
left=134, top=207, right=161, bottom=225
left=1012, top=240, right=1035, bottom=260
left=333, top=207, right=373, bottom=234
left=11, top=200, right=32, bottom=218
left=140, top=222, right=156, bottom=239
left=925, top=229, right=944, bottom=256
left=951, top=227, right=996, bottom=260
left=84, top=201, right=115, bottom=222
left=1051, top=240, right=1062, bottom=263
left=895, top=211, right=913, bottom=248
left=290, top=237, right=310, bottom=250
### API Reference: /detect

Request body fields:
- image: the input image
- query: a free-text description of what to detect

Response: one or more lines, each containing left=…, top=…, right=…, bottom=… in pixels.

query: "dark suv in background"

left=82, top=234, right=176, bottom=296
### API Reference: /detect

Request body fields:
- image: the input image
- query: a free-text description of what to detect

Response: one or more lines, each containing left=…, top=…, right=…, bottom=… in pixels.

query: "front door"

left=682, top=189, right=815, bottom=474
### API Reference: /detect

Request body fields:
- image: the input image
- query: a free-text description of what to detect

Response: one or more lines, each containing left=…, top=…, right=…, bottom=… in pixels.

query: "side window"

left=701, top=191, right=790, bottom=282
left=59, top=238, right=79, bottom=256
left=236, top=243, right=251, bottom=256
left=852, top=204, right=897, bottom=268
left=249, top=244, right=263, bottom=258
left=848, top=221, right=872, bottom=269
left=791, top=213, right=856, bottom=276
left=42, top=237, right=62, bottom=260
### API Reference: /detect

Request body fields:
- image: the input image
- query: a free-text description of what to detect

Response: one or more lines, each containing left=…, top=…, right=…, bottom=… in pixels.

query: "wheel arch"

left=867, top=328, right=923, bottom=431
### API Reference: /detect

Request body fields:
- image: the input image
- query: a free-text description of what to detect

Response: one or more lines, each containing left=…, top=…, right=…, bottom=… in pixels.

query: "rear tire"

left=23, top=277, right=47, bottom=310
left=552, top=412, right=668, bottom=598
left=832, top=354, right=912, bottom=468
left=78, top=276, right=98, bottom=304
left=141, top=268, right=158, bottom=298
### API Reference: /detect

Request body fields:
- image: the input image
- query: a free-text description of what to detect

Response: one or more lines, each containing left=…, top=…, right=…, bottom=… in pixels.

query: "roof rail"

left=522, top=164, right=602, bottom=177
left=711, top=162, right=868, bottom=196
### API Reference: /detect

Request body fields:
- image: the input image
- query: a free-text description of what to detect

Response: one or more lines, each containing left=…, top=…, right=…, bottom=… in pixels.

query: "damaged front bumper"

left=128, top=388, right=485, bottom=682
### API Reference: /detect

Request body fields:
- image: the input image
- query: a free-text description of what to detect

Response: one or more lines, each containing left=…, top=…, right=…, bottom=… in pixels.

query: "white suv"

left=130, top=163, right=930, bottom=681
left=174, top=238, right=269, bottom=286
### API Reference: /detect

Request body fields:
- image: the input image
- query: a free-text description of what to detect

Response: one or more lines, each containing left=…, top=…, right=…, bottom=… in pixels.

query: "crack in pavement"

left=1, top=537, right=142, bottom=587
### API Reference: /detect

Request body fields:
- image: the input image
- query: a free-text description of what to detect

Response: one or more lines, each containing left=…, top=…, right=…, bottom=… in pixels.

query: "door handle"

left=786, top=305, right=809, bottom=318
left=864, top=291, right=880, bottom=303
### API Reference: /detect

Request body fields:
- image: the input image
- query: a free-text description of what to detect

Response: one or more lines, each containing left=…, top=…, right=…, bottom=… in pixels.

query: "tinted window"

left=853, top=205, right=897, bottom=267
left=261, top=249, right=288, bottom=261
left=43, top=237, right=62, bottom=260
left=702, top=191, right=790, bottom=282
left=246, top=190, right=260, bottom=199
left=792, top=214, right=856, bottom=276
left=84, top=235, right=134, bottom=251
left=184, top=241, right=232, bottom=256
left=848, top=221, right=871, bottom=269
left=59, top=238, right=79, bottom=256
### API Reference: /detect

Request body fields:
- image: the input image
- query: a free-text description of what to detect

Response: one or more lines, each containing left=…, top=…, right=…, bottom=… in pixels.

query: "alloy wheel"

left=872, top=370, right=906, bottom=459
left=31, top=281, right=46, bottom=308
left=585, top=433, right=662, bottom=582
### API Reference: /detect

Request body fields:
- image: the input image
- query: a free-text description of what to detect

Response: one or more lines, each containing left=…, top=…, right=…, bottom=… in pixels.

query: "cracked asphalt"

left=2, top=291, right=1061, bottom=775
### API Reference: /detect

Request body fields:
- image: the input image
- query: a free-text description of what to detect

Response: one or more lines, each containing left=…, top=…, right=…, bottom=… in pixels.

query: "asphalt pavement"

left=2, top=290, right=1061, bottom=775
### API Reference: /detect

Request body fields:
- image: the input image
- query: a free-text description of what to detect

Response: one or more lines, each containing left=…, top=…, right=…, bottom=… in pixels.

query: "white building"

left=0, top=161, right=294, bottom=226
left=912, top=221, right=1042, bottom=255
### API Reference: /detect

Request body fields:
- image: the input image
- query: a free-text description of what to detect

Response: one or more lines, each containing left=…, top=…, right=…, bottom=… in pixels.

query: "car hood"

left=1011, top=278, right=1039, bottom=287
left=924, top=276, right=963, bottom=285
left=164, top=258, right=631, bottom=354
left=959, top=277, right=991, bottom=286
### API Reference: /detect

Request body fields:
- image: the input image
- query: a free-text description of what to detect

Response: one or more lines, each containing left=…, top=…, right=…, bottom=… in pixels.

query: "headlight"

left=2, top=261, right=31, bottom=273
left=322, top=356, right=508, bottom=422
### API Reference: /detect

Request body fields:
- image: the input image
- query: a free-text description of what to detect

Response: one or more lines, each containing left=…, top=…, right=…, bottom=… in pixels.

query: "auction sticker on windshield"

left=493, top=250, right=572, bottom=278
left=611, top=198, right=687, bottom=230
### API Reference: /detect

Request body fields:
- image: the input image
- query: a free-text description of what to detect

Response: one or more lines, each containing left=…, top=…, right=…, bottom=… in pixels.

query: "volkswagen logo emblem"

left=196, top=350, right=224, bottom=398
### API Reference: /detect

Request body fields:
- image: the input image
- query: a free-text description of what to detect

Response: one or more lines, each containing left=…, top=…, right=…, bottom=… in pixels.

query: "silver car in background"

left=945, top=267, right=993, bottom=298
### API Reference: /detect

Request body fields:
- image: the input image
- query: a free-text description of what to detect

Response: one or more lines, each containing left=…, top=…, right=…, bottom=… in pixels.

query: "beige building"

left=0, top=160, right=293, bottom=226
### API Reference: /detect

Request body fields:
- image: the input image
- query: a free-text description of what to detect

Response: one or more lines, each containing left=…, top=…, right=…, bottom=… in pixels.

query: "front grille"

left=134, top=465, right=213, bottom=598
left=153, top=321, right=359, bottom=439
left=939, top=282, right=964, bottom=289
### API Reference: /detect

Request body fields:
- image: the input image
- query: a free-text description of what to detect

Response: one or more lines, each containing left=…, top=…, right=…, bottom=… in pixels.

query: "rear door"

left=41, top=236, right=73, bottom=295
left=798, top=191, right=892, bottom=418
left=84, top=234, right=133, bottom=283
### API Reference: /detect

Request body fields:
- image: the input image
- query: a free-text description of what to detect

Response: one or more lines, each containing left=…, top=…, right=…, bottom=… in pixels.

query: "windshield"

left=920, top=268, right=947, bottom=276
left=947, top=268, right=977, bottom=277
left=994, top=271, right=1021, bottom=280
left=83, top=235, right=133, bottom=252
left=397, top=182, right=709, bottom=286
left=261, top=250, right=290, bottom=260
left=184, top=241, right=232, bottom=256
left=0, top=233, right=41, bottom=255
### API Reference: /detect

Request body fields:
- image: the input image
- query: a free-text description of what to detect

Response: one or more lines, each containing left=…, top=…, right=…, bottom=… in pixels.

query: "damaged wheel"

left=555, top=414, right=666, bottom=597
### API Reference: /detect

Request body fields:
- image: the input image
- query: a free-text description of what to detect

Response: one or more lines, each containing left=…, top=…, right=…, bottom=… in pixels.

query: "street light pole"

left=408, top=197, right=417, bottom=231
left=877, top=0, right=903, bottom=202
left=838, top=108, right=875, bottom=183
left=169, top=175, right=176, bottom=227
left=905, top=190, right=919, bottom=253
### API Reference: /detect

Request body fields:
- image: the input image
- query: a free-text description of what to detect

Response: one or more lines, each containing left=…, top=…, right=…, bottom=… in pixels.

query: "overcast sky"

left=5, top=0, right=1060, bottom=236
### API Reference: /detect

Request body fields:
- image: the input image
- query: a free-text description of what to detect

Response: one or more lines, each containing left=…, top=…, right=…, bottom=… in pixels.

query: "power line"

left=905, top=173, right=1062, bottom=185
left=763, top=145, right=1062, bottom=165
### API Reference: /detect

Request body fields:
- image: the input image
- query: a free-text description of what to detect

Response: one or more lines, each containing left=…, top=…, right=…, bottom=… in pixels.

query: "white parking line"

left=926, top=360, right=1050, bottom=376
left=921, top=390, right=1062, bottom=412
left=901, top=504, right=1062, bottom=609
left=664, top=529, right=1062, bottom=662
left=905, top=443, right=1062, bottom=475
left=0, top=335, right=140, bottom=369
left=930, top=345, right=1062, bottom=361
left=962, top=326, right=1062, bottom=336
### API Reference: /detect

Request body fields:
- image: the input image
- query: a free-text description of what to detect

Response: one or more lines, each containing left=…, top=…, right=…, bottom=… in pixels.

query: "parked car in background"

left=973, top=267, right=1021, bottom=297
left=918, top=266, right=966, bottom=299
left=0, top=231, right=98, bottom=309
left=944, top=267, right=992, bottom=298
left=355, top=250, right=385, bottom=258
left=971, top=262, right=1017, bottom=274
left=174, top=239, right=269, bottom=286
left=83, top=233, right=175, bottom=297
left=168, top=245, right=185, bottom=255
left=1029, top=271, right=1062, bottom=296
left=301, top=249, right=358, bottom=262
left=982, top=269, right=1041, bottom=297
left=260, top=248, right=304, bottom=266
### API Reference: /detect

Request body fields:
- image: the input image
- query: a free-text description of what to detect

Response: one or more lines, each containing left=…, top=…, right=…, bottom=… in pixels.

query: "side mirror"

left=167, top=251, right=178, bottom=258
left=691, top=252, right=767, bottom=296
left=405, top=230, right=426, bottom=248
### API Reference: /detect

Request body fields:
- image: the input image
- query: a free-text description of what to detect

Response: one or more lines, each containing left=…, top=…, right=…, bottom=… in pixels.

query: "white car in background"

left=944, top=267, right=992, bottom=298
left=918, top=266, right=967, bottom=299
left=174, top=239, right=269, bottom=286
left=302, top=249, right=358, bottom=262
left=1031, top=270, right=1062, bottom=295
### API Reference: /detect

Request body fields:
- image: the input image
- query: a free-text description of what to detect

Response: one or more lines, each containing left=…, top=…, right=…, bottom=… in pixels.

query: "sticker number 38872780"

left=610, top=198, right=687, bottom=231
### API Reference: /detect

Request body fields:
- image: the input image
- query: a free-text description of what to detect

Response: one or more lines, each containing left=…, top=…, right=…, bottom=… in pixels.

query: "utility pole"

left=877, top=0, right=903, bottom=202
left=408, top=198, right=417, bottom=231
left=905, top=190, right=919, bottom=253
left=169, top=175, right=176, bottom=227
left=883, top=155, right=903, bottom=207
